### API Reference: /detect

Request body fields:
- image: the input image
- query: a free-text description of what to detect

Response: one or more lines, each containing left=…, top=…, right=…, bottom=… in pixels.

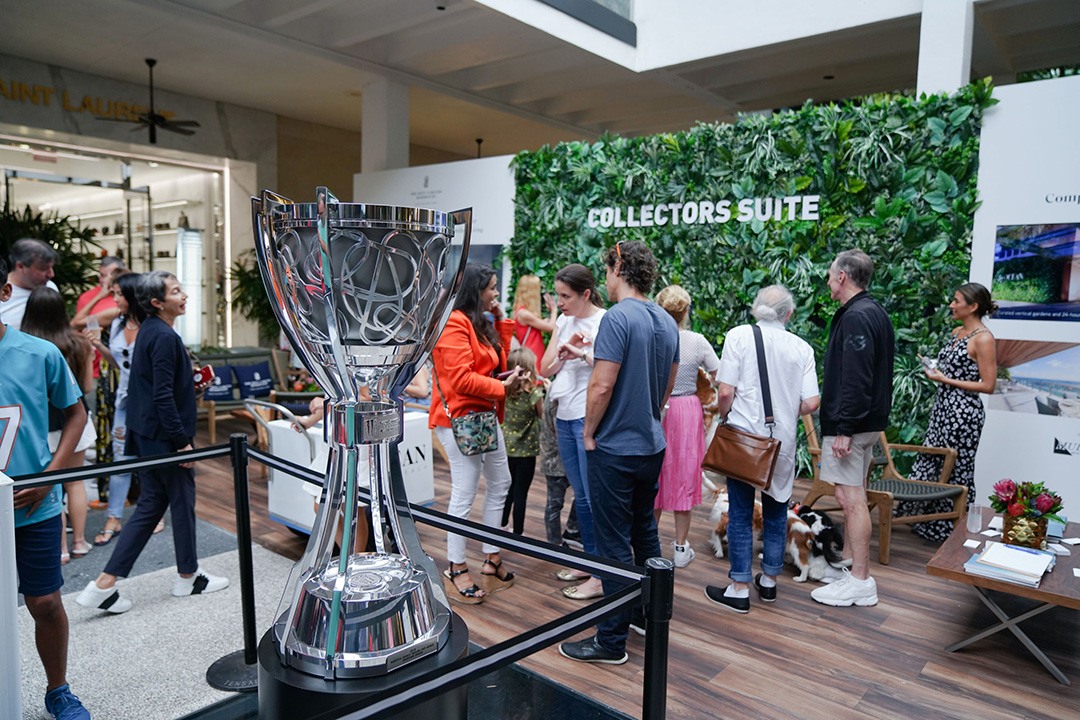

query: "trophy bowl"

left=252, top=187, right=470, bottom=678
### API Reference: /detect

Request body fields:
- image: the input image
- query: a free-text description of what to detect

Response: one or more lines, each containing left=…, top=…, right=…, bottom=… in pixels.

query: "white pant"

left=435, top=425, right=513, bottom=564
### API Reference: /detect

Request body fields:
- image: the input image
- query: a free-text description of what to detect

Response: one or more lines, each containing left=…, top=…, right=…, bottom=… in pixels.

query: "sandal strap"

left=446, top=565, right=470, bottom=578
left=483, top=559, right=514, bottom=581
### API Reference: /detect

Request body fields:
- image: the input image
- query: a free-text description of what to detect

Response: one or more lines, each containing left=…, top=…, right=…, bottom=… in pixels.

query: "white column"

left=361, top=78, right=410, bottom=173
left=916, top=0, right=974, bottom=96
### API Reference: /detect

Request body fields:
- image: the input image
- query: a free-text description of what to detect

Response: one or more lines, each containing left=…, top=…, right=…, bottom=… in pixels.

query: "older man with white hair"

left=704, top=285, right=820, bottom=614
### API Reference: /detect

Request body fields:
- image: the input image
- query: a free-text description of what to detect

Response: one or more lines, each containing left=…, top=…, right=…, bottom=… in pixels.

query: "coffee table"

left=926, top=518, right=1080, bottom=685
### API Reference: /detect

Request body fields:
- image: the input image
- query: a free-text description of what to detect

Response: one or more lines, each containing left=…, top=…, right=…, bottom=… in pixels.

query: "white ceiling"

left=0, top=0, right=1078, bottom=160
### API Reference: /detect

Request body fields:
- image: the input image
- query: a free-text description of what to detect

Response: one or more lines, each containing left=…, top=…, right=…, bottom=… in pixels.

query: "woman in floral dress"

left=900, top=283, right=998, bottom=541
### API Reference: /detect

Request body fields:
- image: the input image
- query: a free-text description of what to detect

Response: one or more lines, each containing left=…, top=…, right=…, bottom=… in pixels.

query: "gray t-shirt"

left=592, top=298, right=680, bottom=455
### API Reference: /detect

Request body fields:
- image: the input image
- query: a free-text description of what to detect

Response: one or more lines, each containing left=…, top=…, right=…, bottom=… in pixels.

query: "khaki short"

left=820, top=432, right=878, bottom=486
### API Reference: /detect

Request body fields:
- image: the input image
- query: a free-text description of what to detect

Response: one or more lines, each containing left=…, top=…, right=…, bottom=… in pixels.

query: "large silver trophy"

left=252, top=187, right=470, bottom=679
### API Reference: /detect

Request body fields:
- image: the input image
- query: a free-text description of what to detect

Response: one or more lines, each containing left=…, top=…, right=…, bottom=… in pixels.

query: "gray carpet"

left=18, top=540, right=295, bottom=719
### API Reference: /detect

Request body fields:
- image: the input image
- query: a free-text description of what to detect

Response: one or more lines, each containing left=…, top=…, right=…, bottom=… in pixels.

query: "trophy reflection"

left=252, top=187, right=470, bottom=678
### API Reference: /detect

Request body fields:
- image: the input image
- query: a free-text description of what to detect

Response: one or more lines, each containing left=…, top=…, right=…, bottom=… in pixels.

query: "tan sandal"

left=479, top=558, right=515, bottom=594
left=562, top=582, right=604, bottom=600
left=556, top=568, right=590, bottom=582
left=442, top=566, right=484, bottom=605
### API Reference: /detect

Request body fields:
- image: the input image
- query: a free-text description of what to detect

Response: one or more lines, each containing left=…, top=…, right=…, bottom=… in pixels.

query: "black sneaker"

left=704, top=585, right=749, bottom=614
left=558, top=636, right=628, bottom=665
left=753, top=574, right=777, bottom=603
left=562, top=530, right=583, bottom=551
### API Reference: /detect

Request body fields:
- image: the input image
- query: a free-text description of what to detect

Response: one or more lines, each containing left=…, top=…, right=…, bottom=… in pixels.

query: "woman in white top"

left=540, top=264, right=606, bottom=600
left=85, top=272, right=143, bottom=546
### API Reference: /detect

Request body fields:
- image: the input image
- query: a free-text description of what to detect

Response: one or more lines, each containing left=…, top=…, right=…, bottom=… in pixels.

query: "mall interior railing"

left=2, top=433, right=672, bottom=720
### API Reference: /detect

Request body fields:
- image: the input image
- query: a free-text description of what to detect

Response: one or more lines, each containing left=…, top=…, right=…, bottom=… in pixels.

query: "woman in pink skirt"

left=654, top=286, right=719, bottom=568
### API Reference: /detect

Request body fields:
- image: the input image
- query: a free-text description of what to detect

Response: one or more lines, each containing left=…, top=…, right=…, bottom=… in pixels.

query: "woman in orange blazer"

left=431, top=263, right=524, bottom=604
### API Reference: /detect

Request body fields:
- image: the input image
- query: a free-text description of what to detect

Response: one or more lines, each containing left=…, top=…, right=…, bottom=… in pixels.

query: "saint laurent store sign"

left=587, top=195, right=820, bottom=229
left=0, top=77, right=177, bottom=121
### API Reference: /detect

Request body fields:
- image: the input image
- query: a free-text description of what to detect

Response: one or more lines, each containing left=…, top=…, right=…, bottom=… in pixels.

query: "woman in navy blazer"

left=77, top=271, right=228, bottom=614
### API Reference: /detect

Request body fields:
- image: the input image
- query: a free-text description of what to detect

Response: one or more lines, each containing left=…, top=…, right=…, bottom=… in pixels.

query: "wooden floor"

left=193, top=416, right=1079, bottom=720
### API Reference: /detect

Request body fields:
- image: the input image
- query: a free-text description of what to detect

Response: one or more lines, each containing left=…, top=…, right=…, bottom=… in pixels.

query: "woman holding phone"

left=898, top=282, right=997, bottom=542
left=429, top=263, right=524, bottom=604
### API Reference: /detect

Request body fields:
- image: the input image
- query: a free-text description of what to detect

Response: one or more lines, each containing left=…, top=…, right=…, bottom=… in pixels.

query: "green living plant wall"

left=510, top=80, right=996, bottom=446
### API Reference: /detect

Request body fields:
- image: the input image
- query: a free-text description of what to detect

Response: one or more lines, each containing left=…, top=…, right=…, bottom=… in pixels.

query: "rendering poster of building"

left=970, top=76, right=1080, bottom=512
left=992, top=223, right=1080, bottom=322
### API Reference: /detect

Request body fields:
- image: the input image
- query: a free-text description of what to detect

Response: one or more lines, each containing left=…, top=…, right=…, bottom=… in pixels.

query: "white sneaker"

left=673, top=542, right=696, bottom=568
left=819, top=563, right=847, bottom=584
left=75, top=580, right=132, bottom=614
left=172, top=567, right=230, bottom=597
left=810, top=571, right=877, bottom=607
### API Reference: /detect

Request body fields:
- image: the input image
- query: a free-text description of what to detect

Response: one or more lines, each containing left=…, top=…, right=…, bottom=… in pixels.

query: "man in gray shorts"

left=811, top=249, right=894, bottom=607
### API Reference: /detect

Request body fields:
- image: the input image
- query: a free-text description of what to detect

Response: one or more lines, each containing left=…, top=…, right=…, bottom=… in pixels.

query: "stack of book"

left=963, top=541, right=1056, bottom=587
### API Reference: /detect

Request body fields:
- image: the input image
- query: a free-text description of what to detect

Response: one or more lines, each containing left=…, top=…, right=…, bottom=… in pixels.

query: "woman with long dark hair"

left=429, top=263, right=524, bottom=604
left=22, top=286, right=97, bottom=564
left=84, top=271, right=144, bottom=545
left=899, top=282, right=998, bottom=541
left=540, top=263, right=606, bottom=600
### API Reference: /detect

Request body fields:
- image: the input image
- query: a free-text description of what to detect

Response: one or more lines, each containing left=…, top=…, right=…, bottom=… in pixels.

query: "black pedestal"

left=257, top=613, right=469, bottom=720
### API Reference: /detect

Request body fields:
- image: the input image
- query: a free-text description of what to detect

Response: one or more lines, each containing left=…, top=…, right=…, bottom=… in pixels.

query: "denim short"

left=16, top=513, right=64, bottom=597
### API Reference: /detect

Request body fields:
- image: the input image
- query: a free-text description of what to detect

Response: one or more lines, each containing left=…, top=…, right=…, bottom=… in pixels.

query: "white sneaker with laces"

left=819, top=563, right=847, bottom=584
left=673, top=542, right=696, bottom=568
left=810, top=570, right=878, bottom=606
left=172, top=567, right=230, bottom=597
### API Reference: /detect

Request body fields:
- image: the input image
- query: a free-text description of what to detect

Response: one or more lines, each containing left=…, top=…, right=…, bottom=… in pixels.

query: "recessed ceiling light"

left=823, top=75, right=835, bottom=80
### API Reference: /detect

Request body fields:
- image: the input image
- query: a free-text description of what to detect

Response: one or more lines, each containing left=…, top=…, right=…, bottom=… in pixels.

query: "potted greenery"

left=0, top=204, right=100, bottom=308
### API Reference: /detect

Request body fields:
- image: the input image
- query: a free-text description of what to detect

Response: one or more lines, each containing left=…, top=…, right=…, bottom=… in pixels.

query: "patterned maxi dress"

left=899, top=329, right=986, bottom=542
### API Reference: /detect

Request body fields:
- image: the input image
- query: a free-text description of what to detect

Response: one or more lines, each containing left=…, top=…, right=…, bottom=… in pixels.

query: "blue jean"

left=108, top=418, right=133, bottom=520
left=725, top=477, right=786, bottom=583
left=556, top=418, right=595, bottom=554
left=587, top=447, right=664, bottom=654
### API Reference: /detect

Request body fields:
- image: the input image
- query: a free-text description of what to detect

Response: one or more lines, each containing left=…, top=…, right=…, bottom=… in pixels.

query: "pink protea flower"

left=993, top=479, right=1017, bottom=503
left=1007, top=502, right=1025, bottom=517
left=1034, top=493, right=1055, bottom=513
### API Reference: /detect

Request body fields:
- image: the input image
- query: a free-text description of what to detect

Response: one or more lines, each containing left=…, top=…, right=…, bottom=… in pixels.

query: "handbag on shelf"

left=433, top=368, right=499, bottom=456
left=701, top=324, right=780, bottom=491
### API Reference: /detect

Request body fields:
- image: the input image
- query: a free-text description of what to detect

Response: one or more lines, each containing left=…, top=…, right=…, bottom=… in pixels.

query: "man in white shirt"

left=1, top=238, right=59, bottom=330
left=705, top=285, right=819, bottom=613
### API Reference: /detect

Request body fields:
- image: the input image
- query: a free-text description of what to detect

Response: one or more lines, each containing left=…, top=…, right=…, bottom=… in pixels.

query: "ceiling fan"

left=98, top=58, right=200, bottom=144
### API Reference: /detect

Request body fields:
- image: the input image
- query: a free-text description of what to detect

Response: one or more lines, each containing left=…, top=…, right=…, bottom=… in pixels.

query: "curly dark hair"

left=453, top=263, right=502, bottom=355
left=604, top=240, right=657, bottom=295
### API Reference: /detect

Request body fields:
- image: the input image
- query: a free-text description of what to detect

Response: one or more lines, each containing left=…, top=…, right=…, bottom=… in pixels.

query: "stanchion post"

left=206, top=433, right=260, bottom=691
left=641, top=556, right=674, bottom=720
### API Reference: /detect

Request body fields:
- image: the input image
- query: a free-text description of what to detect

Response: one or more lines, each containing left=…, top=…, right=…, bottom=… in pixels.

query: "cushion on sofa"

left=233, top=361, right=274, bottom=398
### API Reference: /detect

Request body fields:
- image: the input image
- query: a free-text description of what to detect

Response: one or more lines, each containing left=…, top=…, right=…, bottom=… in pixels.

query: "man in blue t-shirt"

left=0, top=258, right=91, bottom=719
left=558, top=240, right=679, bottom=666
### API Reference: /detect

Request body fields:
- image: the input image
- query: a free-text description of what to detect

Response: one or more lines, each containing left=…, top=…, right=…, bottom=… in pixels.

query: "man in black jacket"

left=811, top=249, right=894, bottom=608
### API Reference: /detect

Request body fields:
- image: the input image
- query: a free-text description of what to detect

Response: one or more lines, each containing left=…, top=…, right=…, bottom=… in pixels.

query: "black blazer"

left=125, top=315, right=196, bottom=451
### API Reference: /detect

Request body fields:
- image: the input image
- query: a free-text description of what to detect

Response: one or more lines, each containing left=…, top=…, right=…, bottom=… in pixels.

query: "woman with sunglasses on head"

left=84, top=271, right=142, bottom=546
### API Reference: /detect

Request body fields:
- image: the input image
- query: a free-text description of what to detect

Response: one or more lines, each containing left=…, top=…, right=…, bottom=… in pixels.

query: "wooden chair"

left=800, top=414, right=962, bottom=564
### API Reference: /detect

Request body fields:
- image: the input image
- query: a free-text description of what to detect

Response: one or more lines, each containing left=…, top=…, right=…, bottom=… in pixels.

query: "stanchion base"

left=207, top=648, right=259, bottom=692
left=257, top=612, right=469, bottom=720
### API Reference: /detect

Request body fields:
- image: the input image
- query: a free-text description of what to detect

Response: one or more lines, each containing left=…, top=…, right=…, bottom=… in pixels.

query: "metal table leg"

left=946, top=587, right=1069, bottom=686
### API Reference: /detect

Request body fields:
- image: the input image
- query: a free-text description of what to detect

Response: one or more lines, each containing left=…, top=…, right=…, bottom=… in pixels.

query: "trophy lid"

left=267, top=201, right=455, bottom=234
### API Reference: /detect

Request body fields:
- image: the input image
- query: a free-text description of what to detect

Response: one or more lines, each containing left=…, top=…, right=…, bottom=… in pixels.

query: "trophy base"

left=279, top=552, right=451, bottom=678
left=258, top=613, right=469, bottom=720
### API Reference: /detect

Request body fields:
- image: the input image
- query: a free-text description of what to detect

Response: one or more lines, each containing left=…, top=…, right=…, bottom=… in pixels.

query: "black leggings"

left=502, top=456, right=537, bottom=535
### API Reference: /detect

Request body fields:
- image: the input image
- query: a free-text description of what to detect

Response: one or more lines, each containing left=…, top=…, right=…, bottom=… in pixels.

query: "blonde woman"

left=511, top=274, right=558, bottom=363
left=654, top=286, right=719, bottom=567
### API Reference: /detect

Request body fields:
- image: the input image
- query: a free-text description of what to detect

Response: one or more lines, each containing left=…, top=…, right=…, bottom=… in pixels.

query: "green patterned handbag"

left=433, top=369, right=500, bottom=456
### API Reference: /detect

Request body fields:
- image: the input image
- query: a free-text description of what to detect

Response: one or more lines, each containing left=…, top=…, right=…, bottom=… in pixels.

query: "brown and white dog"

left=703, top=475, right=833, bottom=582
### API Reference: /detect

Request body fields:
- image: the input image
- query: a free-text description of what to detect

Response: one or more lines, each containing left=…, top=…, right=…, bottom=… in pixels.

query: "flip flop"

left=562, top=582, right=604, bottom=600
left=71, top=540, right=92, bottom=558
left=94, top=528, right=120, bottom=546
left=60, top=552, right=71, bottom=566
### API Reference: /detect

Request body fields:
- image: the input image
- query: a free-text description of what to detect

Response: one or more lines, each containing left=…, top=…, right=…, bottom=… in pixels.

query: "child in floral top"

left=501, top=348, right=546, bottom=535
